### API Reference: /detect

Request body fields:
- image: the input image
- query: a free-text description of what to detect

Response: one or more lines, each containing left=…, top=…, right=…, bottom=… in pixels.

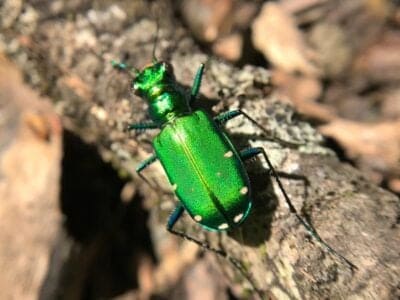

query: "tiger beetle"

left=112, top=51, right=356, bottom=297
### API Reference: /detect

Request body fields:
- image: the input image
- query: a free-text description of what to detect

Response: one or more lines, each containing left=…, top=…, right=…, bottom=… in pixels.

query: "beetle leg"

left=190, top=63, right=205, bottom=103
left=166, top=203, right=264, bottom=298
left=166, top=203, right=185, bottom=230
left=166, top=204, right=227, bottom=256
left=215, top=109, right=304, bottom=148
left=111, top=60, right=139, bottom=77
left=136, top=154, right=158, bottom=173
left=214, top=110, right=242, bottom=125
left=240, top=148, right=310, bottom=199
left=166, top=204, right=231, bottom=259
left=240, top=147, right=357, bottom=270
left=126, top=122, right=159, bottom=132
left=136, top=154, right=158, bottom=186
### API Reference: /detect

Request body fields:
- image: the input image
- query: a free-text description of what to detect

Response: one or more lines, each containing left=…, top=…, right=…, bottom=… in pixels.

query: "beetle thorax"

left=133, top=61, right=191, bottom=124
left=148, top=88, right=190, bottom=123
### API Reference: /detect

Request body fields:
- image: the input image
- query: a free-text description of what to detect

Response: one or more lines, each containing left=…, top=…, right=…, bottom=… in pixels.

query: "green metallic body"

left=153, top=110, right=252, bottom=231
left=130, top=62, right=252, bottom=231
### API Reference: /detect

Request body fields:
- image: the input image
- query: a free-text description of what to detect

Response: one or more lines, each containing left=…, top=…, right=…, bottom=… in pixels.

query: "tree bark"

left=1, top=1, right=399, bottom=299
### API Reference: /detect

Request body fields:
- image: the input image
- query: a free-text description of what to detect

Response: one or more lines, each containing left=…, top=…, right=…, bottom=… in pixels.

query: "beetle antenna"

left=152, top=19, right=160, bottom=63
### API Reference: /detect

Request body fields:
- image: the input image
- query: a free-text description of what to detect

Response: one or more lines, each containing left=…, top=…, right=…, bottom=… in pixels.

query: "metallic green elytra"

left=153, top=110, right=252, bottom=231
left=132, top=61, right=252, bottom=231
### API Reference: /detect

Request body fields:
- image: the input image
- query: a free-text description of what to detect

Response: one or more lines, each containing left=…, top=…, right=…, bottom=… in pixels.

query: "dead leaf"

left=320, top=119, right=400, bottom=182
left=381, top=88, right=400, bottom=120
left=181, top=0, right=233, bottom=42
left=352, top=31, right=400, bottom=84
left=212, top=33, right=243, bottom=62
left=252, top=2, right=320, bottom=76
left=388, top=178, right=400, bottom=193
left=60, top=74, right=93, bottom=101
left=309, top=22, right=352, bottom=77
left=273, top=70, right=336, bottom=121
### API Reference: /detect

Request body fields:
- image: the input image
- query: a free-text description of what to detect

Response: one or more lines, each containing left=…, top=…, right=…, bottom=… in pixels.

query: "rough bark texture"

left=1, top=1, right=399, bottom=299
left=0, top=54, right=62, bottom=300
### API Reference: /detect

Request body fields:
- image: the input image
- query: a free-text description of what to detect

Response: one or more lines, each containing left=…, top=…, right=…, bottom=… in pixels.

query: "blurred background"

left=0, top=0, right=399, bottom=299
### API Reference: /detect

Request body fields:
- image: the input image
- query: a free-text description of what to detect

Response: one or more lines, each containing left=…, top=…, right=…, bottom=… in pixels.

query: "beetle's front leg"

left=190, top=63, right=205, bottom=104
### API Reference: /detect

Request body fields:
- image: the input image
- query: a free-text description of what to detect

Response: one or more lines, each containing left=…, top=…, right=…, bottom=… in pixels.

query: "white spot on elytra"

left=218, top=223, right=229, bottom=230
left=224, top=151, right=233, bottom=158
left=194, top=215, right=202, bottom=222
left=240, top=186, right=248, bottom=195
left=234, top=213, right=244, bottom=223
left=171, top=184, right=177, bottom=191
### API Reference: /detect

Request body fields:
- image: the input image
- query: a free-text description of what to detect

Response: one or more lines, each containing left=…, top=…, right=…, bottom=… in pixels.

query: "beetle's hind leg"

left=166, top=203, right=265, bottom=299
left=240, top=147, right=357, bottom=270
left=214, top=109, right=303, bottom=148
left=166, top=204, right=226, bottom=257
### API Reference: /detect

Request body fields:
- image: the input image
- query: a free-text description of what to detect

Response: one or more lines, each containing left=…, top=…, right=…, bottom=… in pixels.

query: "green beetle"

left=128, top=61, right=262, bottom=232
left=113, top=58, right=356, bottom=292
